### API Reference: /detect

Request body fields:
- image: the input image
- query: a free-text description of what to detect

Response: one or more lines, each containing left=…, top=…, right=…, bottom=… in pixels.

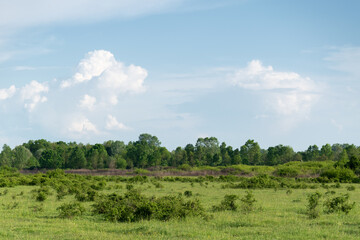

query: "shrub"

left=320, top=168, right=355, bottom=182
left=126, top=184, right=134, bottom=191
left=324, top=193, right=355, bottom=214
left=36, top=192, right=47, bottom=201
left=306, top=192, right=322, bottom=219
left=241, top=191, right=257, bottom=213
left=75, top=189, right=97, bottom=202
left=32, top=186, right=51, bottom=202
left=58, top=202, right=85, bottom=218
left=92, top=189, right=205, bottom=222
left=274, top=167, right=299, bottom=177
left=184, top=190, right=193, bottom=197
left=152, top=182, right=164, bottom=189
left=177, top=164, right=192, bottom=171
left=213, top=194, right=239, bottom=211
left=153, top=195, right=204, bottom=221
left=346, top=185, right=356, bottom=191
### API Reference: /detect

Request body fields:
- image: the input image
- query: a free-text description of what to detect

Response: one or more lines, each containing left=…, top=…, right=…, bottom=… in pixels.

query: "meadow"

left=0, top=167, right=358, bottom=240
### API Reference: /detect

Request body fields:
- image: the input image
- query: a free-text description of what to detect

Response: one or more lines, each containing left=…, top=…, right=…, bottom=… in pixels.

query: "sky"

left=0, top=0, right=360, bottom=151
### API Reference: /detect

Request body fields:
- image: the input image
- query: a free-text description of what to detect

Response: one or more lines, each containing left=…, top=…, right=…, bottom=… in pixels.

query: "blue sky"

left=1, top=0, right=360, bottom=151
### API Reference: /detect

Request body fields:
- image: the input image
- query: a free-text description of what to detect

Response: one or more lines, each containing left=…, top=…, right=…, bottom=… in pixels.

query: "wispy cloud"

left=13, top=66, right=36, bottom=71
left=0, top=0, right=183, bottom=28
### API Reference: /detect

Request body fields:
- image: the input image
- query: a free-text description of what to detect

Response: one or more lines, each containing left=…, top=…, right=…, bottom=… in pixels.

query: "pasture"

left=0, top=171, right=359, bottom=239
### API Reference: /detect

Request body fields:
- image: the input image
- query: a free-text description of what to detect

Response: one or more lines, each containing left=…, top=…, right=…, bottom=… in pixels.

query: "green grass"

left=0, top=177, right=359, bottom=239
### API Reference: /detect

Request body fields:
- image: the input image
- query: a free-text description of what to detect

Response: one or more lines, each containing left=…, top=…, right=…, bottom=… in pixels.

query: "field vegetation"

left=0, top=167, right=359, bottom=239
left=1, top=135, right=360, bottom=238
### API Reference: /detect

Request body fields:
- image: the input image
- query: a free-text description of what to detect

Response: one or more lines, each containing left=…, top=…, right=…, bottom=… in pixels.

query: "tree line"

left=0, top=133, right=359, bottom=171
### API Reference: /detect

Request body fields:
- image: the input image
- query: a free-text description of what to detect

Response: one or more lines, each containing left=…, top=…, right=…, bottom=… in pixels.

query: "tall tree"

left=12, top=146, right=34, bottom=169
left=0, top=144, right=12, bottom=167
left=195, top=137, right=220, bottom=165
left=240, top=140, right=262, bottom=165
left=320, top=144, right=333, bottom=160
left=67, top=147, right=86, bottom=169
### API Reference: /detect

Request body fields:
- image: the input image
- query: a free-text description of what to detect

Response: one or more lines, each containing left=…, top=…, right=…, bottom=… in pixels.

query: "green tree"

left=195, top=137, right=220, bottom=165
left=67, top=147, right=86, bottom=169
left=125, top=134, right=162, bottom=168
left=0, top=144, right=12, bottom=167
left=39, top=149, right=62, bottom=169
left=265, top=145, right=294, bottom=166
left=302, top=145, right=320, bottom=161
left=104, top=140, right=126, bottom=156
left=320, top=144, right=333, bottom=160
left=220, top=142, right=232, bottom=166
left=185, top=144, right=195, bottom=166
left=335, top=149, right=349, bottom=168
left=240, top=140, right=262, bottom=165
left=87, top=144, right=108, bottom=169
left=12, top=145, right=34, bottom=169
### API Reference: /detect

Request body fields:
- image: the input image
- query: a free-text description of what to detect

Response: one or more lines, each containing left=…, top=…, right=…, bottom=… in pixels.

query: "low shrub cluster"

left=92, top=189, right=206, bottom=222
left=306, top=191, right=355, bottom=219
left=212, top=194, right=239, bottom=211
left=323, top=193, right=355, bottom=214
left=57, top=202, right=85, bottom=218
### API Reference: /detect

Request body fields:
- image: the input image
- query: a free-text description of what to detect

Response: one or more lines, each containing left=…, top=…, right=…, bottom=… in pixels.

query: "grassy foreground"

left=0, top=176, right=359, bottom=240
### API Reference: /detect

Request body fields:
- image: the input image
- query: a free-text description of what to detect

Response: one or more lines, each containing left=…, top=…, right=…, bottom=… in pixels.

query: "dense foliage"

left=1, top=134, right=360, bottom=175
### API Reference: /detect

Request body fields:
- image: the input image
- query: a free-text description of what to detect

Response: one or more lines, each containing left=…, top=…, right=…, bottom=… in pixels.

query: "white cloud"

left=14, top=66, right=36, bottom=71
left=61, top=50, right=147, bottom=107
left=98, top=63, right=147, bottom=94
left=232, top=60, right=320, bottom=116
left=20, top=81, right=49, bottom=111
left=68, top=117, right=98, bottom=134
left=0, top=0, right=182, bottom=28
left=79, top=94, right=97, bottom=110
left=232, top=60, right=315, bottom=91
left=0, top=85, right=16, bottom=100
left=106, top=115, right=129, bottom=130
left=61, top=50, right=116, bottom=88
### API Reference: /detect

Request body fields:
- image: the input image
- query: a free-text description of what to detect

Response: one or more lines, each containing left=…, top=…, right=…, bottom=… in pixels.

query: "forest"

left=0, top=133, right=359, bottom=173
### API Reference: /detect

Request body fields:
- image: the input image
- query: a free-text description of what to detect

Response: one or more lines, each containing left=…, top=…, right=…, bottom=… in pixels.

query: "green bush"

left=57, top=202, right=85, bottom=218
left=32, top=186, right=51, bottom=202
left=241, top=191, right=257, bottom=213
left=92, top=189, right=205, bottom=222
left=306, top=192, right=322, bottom=219
left=177, top=164, right=192, bottom=171
left=324, top=193, right=355, bottom=214
left=320, top=168, right=355, bottom=182
left=184, top=190, right=193, bottom=197
left=75, top=189, right=97, bottom=202
left=274, top=167, right=299, bottom=177
left=213, top=194, right=239, bottom=211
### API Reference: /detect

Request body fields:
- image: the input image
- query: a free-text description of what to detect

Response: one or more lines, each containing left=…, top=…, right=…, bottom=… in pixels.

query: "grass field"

left=0, top=174, right=359, bottom=240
